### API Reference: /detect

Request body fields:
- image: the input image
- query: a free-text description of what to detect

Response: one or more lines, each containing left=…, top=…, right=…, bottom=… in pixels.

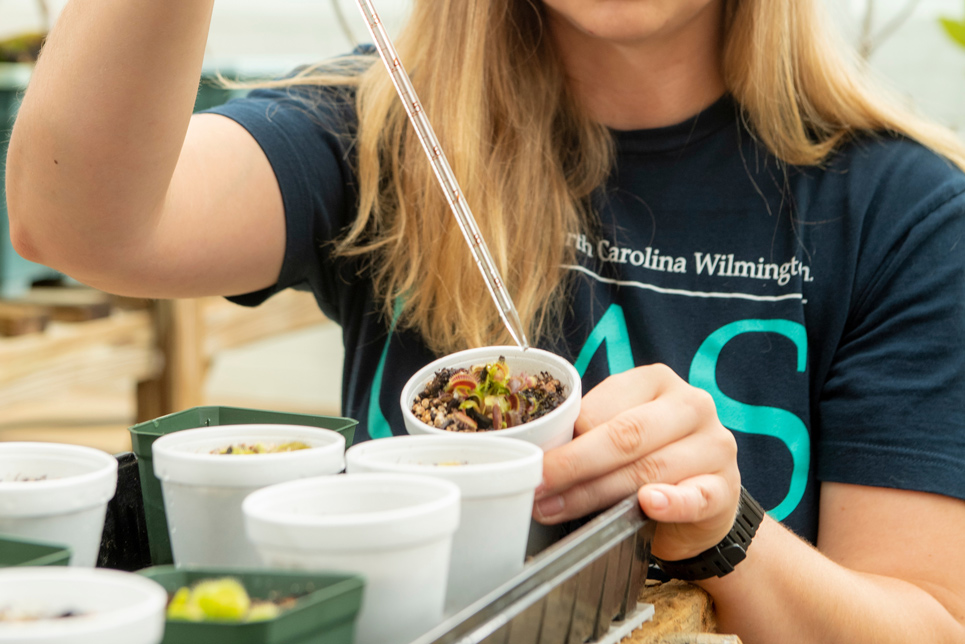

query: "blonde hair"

left=724, top=1, right=965, bottom=168
left=274, top=0, right=965, bottom=354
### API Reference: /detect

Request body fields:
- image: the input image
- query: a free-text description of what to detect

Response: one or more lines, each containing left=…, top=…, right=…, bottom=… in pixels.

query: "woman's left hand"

left=534, top=364, right=742, bottom=562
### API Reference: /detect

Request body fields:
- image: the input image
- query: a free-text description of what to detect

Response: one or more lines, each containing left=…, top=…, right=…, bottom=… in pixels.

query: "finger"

left=540, top=388, right=708, bottom=498
left=534, top=436, right=726, bottom=524
left=640, top=475, right=742, bottom=561
left=638, top=475, right=735, bottom=526
left=574, top=364, right=677, bottom=436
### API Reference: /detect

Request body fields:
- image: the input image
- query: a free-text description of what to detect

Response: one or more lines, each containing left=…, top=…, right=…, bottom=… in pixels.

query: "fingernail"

left=536, top=495, right=565, bottom=519
left=534, top=480, right=546, bottom=498
left=646, top=489, right=669, bottom=510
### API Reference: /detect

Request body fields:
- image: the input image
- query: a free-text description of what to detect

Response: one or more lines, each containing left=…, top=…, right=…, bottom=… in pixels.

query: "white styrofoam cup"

left=151, top=424, right=345, bottom=567
left=0, top=567, right=167, bottom=644
left=0, top=442, right=118, bottom=567
left=345, top=434, right=542, bottom=614
left=242, top=472, right=460, bottom=644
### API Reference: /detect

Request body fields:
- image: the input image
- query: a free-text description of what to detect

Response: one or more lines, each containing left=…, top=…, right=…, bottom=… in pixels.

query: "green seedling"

left=166, top=577, right=283, bottom=623
left=940, top=4, right=965, bottom=49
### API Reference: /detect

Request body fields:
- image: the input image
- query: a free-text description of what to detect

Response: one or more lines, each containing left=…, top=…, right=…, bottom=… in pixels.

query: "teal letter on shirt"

left=367, top=302, right=404, bottom=440
left=689, top=319, right=809, bottom=521
left=574, top=304, right=635, bottom=377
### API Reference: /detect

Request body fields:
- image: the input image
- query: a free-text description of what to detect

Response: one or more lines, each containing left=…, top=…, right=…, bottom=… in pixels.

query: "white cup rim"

left=152, top=425, right=346, bottom=487
left=345, top=434, right=542, bottom=498
left=0, top=568, right=166, bottom=640
left=243, top=473, right=461, bottom=549
left=400, top=346, right=580, bottom=449
left=0, top=442, right=118, bottom=516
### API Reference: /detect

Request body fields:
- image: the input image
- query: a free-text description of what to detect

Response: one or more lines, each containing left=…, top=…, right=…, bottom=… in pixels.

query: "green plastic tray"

left=139, top=566, right=364, bottom=644
left=0, top=533, right=71, bottom=567
left=128, top=406, right=357, bottom=565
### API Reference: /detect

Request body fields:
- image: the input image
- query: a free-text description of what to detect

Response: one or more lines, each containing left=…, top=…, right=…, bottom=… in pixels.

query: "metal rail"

left=412, top=495, right=655, bottom=644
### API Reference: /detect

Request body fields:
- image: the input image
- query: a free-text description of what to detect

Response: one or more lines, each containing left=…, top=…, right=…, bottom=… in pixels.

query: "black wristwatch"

left=651, top=486, right=765, bottom=581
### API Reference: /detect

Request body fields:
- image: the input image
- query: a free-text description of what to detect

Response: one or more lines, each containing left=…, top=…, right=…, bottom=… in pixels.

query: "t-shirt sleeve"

left=817, top=140, right=965, bottom=501
left=201, top=83, right=359, bottom=324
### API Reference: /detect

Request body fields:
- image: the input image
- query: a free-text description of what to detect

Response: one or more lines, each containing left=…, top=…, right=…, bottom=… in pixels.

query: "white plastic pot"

left=400, top=346, right=581, bottom=451
left=242, top=473, right=460, bottom=644
left=151, top=424, right=345, bottom=567
left=345, top=434, right=542, bottom=614
left=0, top=442, right=118, bottom=567
left=0, top=567, right=167, bottom=644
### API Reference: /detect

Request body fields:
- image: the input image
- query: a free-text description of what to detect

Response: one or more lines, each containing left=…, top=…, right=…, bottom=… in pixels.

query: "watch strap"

left=652, top=486, right=765, bottom=581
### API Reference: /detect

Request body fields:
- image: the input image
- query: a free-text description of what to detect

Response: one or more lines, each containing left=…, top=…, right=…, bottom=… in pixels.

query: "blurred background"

left=2, top=0, right=963, bottom=127
left=0, top=0, right=412, bottom=61
left=1, top=0, right=964, bottom=453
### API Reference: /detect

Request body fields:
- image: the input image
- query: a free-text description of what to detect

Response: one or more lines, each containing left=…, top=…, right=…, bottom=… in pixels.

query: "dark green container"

left=0, top=63, right=62, bottom=297
left=0, top=533, right=71, bottom=567
left=139, top=566, right=364, bottom=644
left=128, top=406, right=357, bottom=566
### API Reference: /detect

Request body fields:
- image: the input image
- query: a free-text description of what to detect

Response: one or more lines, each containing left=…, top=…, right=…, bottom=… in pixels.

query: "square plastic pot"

left=0, top=533, right=71, bottom=567
left=138, top=566, right=364, bottom=644
left=128, top=406, right=357, bottom=566
left=151, top=424, right=346, bottom=567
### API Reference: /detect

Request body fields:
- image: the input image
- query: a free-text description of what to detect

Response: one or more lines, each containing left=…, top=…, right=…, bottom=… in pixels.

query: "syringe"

left=352, top=0, right=530, bottom=350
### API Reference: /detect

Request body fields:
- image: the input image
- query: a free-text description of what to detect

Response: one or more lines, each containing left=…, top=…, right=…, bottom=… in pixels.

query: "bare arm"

left=5, top=0, right=285, bottom=298
left=703, top=483, right=965, bottom=643
left=537, top=368, right=965, bottom=643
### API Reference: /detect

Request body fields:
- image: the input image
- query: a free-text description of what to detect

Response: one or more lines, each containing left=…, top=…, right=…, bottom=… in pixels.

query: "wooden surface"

left=629, top=581, right=740, bottom=644
left=0, top=286, right=332, bottom=449
left=0, top=308, right=160, bottom=408
left=0, top=287, right=160, bottom=452
left=136, top=290, right=329, bottom=422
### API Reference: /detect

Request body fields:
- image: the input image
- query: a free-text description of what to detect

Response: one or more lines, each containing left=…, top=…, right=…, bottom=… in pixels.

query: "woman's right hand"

left=535, top=364, right=742, bottom=563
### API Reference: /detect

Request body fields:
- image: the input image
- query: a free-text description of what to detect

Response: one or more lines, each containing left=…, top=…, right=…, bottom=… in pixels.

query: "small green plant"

left=0, top=0, right=50, bottom=63
left=940, top=4, right=965, bottom=49
left=166, top=578, right=284, bottom=623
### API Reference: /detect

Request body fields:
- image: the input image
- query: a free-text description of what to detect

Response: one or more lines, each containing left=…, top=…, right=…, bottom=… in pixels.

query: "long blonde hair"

left=276, top=0, right=965, bottom=354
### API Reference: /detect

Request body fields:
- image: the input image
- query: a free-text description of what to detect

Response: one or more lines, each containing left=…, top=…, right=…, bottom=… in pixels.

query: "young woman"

left=6, top=0, right=965, bottom=640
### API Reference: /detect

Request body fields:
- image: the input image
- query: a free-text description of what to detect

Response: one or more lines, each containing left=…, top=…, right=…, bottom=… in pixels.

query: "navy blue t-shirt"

left=208, top=76, right=965, bottom=543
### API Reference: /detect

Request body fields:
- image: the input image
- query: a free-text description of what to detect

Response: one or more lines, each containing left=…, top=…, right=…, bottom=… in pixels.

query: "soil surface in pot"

left=0, top=474, right=51, bottom=482
left=0, top=607, right=85, bottom=622
left=412, top=357, right=566, bottom=432
left=210, top=441, right=311, bottom=455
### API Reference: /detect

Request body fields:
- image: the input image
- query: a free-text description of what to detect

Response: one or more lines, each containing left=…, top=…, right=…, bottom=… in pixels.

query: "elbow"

left=5, top=138, right=48, bottom=265
left=8, top=214, right=46, bottom=265
left=6, top=153, right=76, bottom=271
left=5, top=171, right=50, bottom=267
